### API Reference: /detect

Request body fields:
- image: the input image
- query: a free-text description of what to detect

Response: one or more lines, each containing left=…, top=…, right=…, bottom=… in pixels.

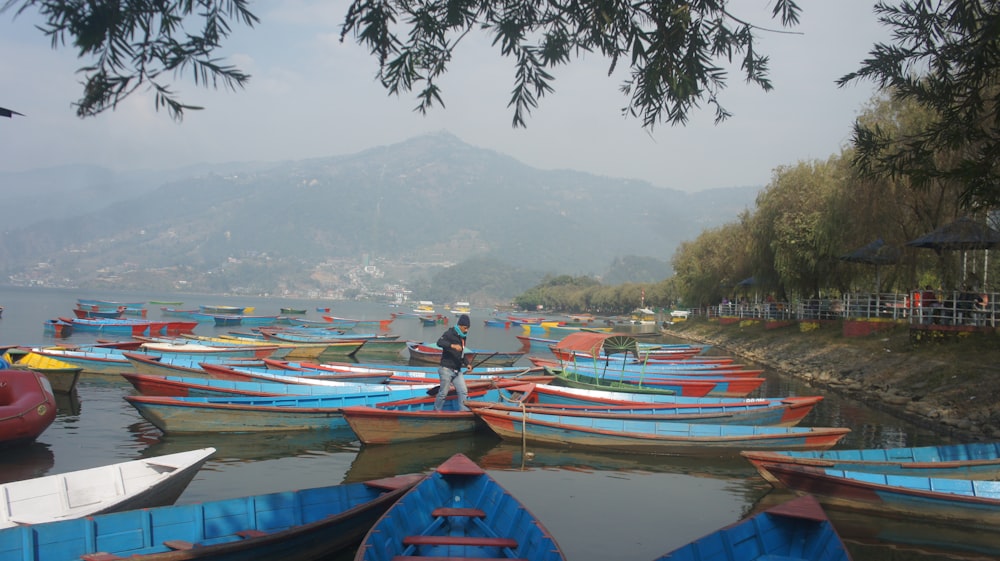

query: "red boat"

left=0, top=369, right=57, bottom=446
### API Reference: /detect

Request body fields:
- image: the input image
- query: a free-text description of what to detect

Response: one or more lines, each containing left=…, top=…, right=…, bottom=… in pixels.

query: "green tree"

left=6, top=1, right=802, bottom=126
left=748, top=158, right=848, bottom=299
left=671, top=218, right=751, bottom=307
left=3, top=0, right=257, bottom=119
left=840, top=0, right=1000, bottom=207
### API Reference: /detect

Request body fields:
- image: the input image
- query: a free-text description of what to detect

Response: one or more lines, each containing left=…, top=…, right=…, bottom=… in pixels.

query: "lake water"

left=0, top=286, right=990, bottom=560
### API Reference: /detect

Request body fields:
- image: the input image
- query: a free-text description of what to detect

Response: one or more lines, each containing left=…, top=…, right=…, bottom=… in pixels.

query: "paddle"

left=425, top=352, right=500, bottom=396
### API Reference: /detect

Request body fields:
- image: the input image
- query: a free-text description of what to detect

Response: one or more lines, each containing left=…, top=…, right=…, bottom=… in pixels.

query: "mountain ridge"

left=0, top=132, right=760, bottom=299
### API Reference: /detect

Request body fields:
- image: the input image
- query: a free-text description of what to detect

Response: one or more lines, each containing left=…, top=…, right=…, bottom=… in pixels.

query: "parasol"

left=906, top=217, right=1000, bottom=285
left=839, top=238, right=901, bottom=293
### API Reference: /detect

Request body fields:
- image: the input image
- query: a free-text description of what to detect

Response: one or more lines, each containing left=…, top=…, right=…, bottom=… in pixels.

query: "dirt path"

left=664, top=318, right=1000, bottom=440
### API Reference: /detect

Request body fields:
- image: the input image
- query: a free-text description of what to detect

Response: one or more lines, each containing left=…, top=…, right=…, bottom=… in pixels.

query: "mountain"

left=0, top=132, right=760, bottom=299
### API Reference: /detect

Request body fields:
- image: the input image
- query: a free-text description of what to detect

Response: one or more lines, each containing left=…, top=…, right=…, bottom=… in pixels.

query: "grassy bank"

left=663, top=317, right=1000, bottom=440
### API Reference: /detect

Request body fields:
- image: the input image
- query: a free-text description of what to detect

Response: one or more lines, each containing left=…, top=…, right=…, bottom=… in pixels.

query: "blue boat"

left=654, top=495, right=851, bottom=561
left=749, top=461, right=1000, bottom=529
left=473, top=407, right=851, bottom=455
left=355, top=453, right=566, bottom=561
left=124, top=387, right=441, bottom=433
left=120, top=372, right=404, bottom=398
left=0, top=474, right=422, bottom=561
left=742, top=441, right=1000, bottom=480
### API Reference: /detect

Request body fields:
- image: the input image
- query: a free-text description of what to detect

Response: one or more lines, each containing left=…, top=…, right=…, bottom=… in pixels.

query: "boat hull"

left=654, top=495, right=850, bottom=561
left=0, top=476, right=422, bottom=561
left=474, top=408, right=849, bottom=456
left=354, top=453, right=565, bottom=561
left=742, top=441, right=1000, bottom=481
left=751, top=462, right=1000, bottom=529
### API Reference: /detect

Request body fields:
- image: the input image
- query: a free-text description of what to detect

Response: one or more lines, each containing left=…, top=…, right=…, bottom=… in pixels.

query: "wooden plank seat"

left=393, top=557, right=529, bottom=561
left=431, top=507, right=486, bottom=518
left=402, top=535, right=518, bottom=548
left=236, top=529, right=268, bottom=538
left=164, top=540, right=195, bottom=550
left=81, top=554, right=123, bottom=561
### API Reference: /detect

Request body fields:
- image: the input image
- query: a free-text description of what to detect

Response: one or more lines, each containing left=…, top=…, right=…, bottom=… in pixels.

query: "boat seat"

left=431, top=507, right=486, bottom=518
left=237, top=529, right=268, bottom=538
left=163, top=540, right=195, bottom=550
left=402, top=535, right=518, bottom=548
left=80, top=554, right=124, bottom=561
left=393, top=557, right=528, bottom=561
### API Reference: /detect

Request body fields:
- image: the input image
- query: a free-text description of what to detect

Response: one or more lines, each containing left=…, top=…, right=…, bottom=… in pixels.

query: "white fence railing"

left=707, top=291, right=997, bottom=328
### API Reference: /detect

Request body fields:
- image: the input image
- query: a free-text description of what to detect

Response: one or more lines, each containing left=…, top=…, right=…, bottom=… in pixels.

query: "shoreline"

left=663, top=318, right=1000, bottom=441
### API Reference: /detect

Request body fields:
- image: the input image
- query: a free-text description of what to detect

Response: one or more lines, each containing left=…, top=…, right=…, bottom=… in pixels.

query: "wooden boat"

left=73, top=306, right=125, bottom=319
left=465, top=394, right=819, bottom=427
left=542, top=365, right=761, bottom=398
left=124, top=387, right=442, bottom=433
left=0, top=369, right=57, bottom=446
left=60, top=317, right=169, bottom=337
left=220, top=361, right=393, bottom=385
left=0, top=473, right=422, bottom=561
left=405, top=341, right=527, bottom=367
left=198, top=304, right=248, bottom=315
left=0, top=448, right=216, bottom=528
left=120, top=372, right=399, bottom=398
left=180, top=333, right=335, bottom=361
left=747, top=460, right=1000, bottom=529
left=473, top=407, right=850, bottom=456
left=121, top=351, right=266, bottom=380
left=529, top=356, right=762, bottom=376
left=3, top=349, right=82, bottom=394
left=280, top=307, right=307, bottom=315
left=418, top=315, right=442, bottom=326
left=341, top=383, right=528, bottom=444
left=211, top=314, right=242, bottom=327
left=303, top=360, right=542, bottom=378
left=509, top=381, right=816, bottom=408
left=159, top=307, right=203, bottom=320
left=29, top=347, right=134, bottom=375
left=352, top=339, right=409, bottom=359
left=197, top=362, right=397, bottom=386
left=148, top=301, right=184, bottom=306
left=322, top=315, right=395, bottom=331
left=653, top=495, right=851, bottom=561
left=354, top=453, right=566, bottom=561
left=140, top=341, right=282, bottom=359
left=42, top=318, right=73, bottom=338
left=742, top=441, right=1000, bottom=480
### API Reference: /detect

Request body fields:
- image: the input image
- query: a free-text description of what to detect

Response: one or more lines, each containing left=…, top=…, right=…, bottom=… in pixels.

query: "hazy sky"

left=1, top=1, right=889, bottom=192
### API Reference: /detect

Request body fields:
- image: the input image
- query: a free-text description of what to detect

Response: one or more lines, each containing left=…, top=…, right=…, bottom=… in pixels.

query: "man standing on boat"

left=435, top=314, right=472, bottom=412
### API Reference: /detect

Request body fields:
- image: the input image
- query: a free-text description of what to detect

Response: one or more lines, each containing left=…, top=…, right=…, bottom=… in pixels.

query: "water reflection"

left=54, top=388, right=81, bottom=416
left=0, top=442, right=55, bottom=484
left=478, top=440, right=756, bottom=480
left=343, top=434, right=501, bottom=483
left=129, top=422, right=362, bottom=462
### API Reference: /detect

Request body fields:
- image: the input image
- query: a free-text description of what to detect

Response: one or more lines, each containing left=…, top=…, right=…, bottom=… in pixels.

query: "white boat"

left=450, top=301, right=471, bottom=314
left=0, top=447, right=216, bottom=528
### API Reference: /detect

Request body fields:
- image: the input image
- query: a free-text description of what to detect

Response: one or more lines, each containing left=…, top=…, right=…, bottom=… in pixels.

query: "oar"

left=425, top=351, right=500, bottom=396
left=466, top=351, right=499, bottom=371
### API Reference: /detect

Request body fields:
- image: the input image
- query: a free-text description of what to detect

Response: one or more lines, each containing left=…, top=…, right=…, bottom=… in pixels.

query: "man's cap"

left=458, top=314, right=471, bottom=327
